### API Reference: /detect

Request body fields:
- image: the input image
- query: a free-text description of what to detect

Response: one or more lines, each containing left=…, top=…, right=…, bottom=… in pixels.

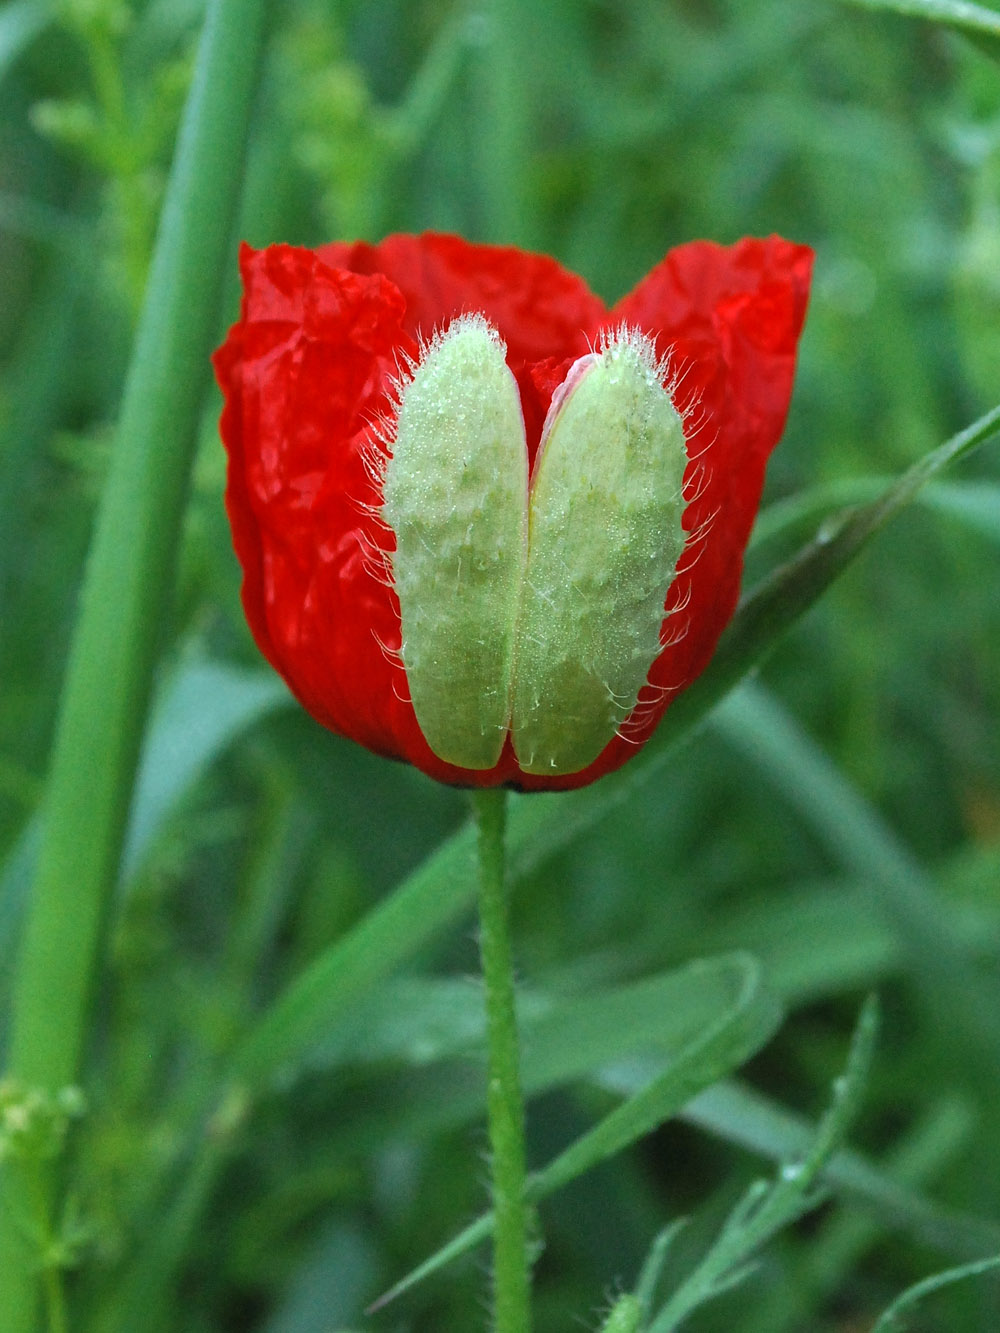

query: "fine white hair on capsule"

left=371, top=311, right=509, bottom=464
left=664, top=351, right=713, bottom=445
left=597, top=323, right=671, bottom=390
left=672, top=504, right=720, bottom=580
left=659, top=609, right=691, bottom=652
left=359, top=539, right=395, bottom=593
left=681, top=457, right=712, bottom=507
left=371, top=625, right=406, bottom=675
left=388, top=671, right=412, bottom=707
left=594, top=328, right=706, bottom=437
left=380, top=309, right=526, bottom=771
left=615, top=679, right=678, bottom=744
left=662, top=576, right=694, bottom=623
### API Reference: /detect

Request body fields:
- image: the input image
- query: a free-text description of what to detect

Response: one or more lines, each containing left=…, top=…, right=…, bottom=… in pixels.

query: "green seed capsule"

left=510, top=330, right=688, bottom=775
left=383, top=316, right=528, bottom=770
left=384, top=320, right=687, bottom=777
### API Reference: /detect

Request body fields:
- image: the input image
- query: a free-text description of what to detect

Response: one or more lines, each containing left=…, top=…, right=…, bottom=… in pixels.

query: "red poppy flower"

left=214, top=231, right=812, bottom=791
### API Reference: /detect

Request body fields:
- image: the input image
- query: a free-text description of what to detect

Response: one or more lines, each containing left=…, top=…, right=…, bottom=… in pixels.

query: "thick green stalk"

left=473, top=0, right=535, bottom=246
left=471, top=788, right=533, bottom=1333
left=0, top=1, right=266, bottom=1328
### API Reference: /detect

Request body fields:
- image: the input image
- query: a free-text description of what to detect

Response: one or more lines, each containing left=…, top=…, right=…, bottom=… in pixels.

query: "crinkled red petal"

left=318, top=232, right=606, bottom=369
left=214, top=245, right=450, bottom=779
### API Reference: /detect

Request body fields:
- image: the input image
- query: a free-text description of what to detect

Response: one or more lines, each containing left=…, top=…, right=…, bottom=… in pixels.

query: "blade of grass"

left=870, top=1256, right=1000, bottom=1331
left=845, top=0, right=1000, bottom=58
left=312, top=986, right=996, bottom=1270
left=283, top=956, right=762, bottom=1089
left=7, top=0, right=266, bottom=1091
left=658, top=401, right=1000, bottom=743
left=753, top=478, right=1000, bottom=548
left=742, top=1097, right=973, bottom=1333
left=0, top=1, right=266, bottom=1327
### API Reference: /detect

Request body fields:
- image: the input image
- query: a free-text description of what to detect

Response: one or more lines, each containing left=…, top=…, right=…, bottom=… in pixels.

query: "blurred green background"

left=1, top=0, right=999, bottom=1329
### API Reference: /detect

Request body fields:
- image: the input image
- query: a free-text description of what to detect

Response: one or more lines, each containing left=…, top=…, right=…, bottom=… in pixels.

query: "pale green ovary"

left=382, top=317, right=528, bottom=770
left=510, top=336, right=688, bottom=776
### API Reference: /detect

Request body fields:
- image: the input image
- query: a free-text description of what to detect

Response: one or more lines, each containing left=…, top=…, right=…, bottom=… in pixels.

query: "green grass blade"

left=658, top=402, right=1000, bottom=744
left=301, top=955, right=763, bottom=1085
left=869, top=1256, right=1000, bottom=1331
left=754, top=478, right=1000, bottom=548
left=845, top=0, right=1000, bottom=57
left=7, top=0, right=267, bottom=1092
left=527, top=957, right=780, bottom=1200
left=679, top=1080, right=1000, bottom=1259
left=0, top=0, right=266, bottom=1326
left=742, top=1097, right=974, bottom=1333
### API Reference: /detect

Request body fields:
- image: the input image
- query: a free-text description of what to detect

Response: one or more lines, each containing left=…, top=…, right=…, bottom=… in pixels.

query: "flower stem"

left=471, top=787, right=533, bottom=1333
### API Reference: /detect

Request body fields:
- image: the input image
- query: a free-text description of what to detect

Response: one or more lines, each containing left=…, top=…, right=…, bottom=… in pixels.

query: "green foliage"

left=2, top=0, right=1000, bottom=1330
left=868, top=1255, right=1000, bottom=1330
left=644, top=998, right=878, bottom=1330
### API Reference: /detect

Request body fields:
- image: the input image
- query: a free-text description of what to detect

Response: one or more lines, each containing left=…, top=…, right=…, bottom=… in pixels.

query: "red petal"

left=214, top=245, right=420, bottom=768
left=318, top=232, right=607, bottom=367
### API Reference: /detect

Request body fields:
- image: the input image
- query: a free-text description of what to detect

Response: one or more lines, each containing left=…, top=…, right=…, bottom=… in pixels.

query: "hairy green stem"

left=0, top=1, right=266, bottom=1328
left=471, top=787, right=533, bottom=1333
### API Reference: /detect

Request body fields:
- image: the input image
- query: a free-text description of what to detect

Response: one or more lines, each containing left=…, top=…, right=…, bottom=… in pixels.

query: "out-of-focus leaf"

left=121, top=658, right=290, bottom=880
left=0, top=824, right=40, bottom=1045
left=0, top=0, right=49, bottom=85
left=261, top=1221, right=378, bottom=1333
left=0, top=659, right=289, bottom=1047
left=869, top=1255, right=1000, bottom=1331
left=754, top=479, right=1000, bottom=548
left=303, top=955, right=766, bottom=1088
left=845, top=0, right=1000, bottom=59
left=698, top=877, right=1000, bottom=1005
left=660, top=403, right=1000, bottom=744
